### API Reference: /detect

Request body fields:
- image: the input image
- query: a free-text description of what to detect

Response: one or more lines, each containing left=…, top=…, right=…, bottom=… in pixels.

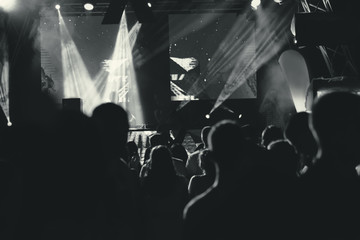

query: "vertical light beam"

left=0, top=31, right=10, bottom=126
left=0, top=56, right=10, bottom=125
left=102, top=13, right=144, bottom=127
left=58, top=10, right=102, bottom=116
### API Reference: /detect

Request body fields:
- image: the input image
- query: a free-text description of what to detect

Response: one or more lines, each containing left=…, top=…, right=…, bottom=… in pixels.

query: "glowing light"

left=251, top=0, right=261, bottom=10
left=147, top=2, right=152, bottom=8
left=128, top=21, right=142, bottom=49
left=7, top=121, right=12, bottom=127
left=92, top=14, right=144, bottom=127
left=290, top=15, right=296, bottom=37
left=55, top=4, right=61, bottom=10
left=209, top=4, right=294, bottom=114
left=279, top=50, right=310, bottom=112
left=58, top=11, right=102, bottom=116
left=238, top=114, right=242, bottom=119
left=84, top=3, right=94, bottom=11
left=0, top=0, right=17, bottom=12
left=205, top=114, right=210, bottom=119
left=274, top=0, right=283, bottom=4
left=0, top=39, right=10, bottom=128
left=106, top=13, right=144, bottom=126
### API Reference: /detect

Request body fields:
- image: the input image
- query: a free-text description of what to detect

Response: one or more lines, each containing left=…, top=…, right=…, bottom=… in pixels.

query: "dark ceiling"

left=43, top=0, right=359, bottom=16
left=42, top=0, right=253, bottom=15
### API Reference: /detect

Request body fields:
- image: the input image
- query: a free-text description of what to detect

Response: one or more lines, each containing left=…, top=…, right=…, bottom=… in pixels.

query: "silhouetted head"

left=309, top=91, right=360, bottom=167
left=149, top=145, right=176, bottom=178
left=144, top=145, right=178, bottom=196
left=198, top=148, right=215, bottom=174
left=260, top=125, right=284, bottom=148
left=240, top=123, right=260, bottom=145
left=284, top=111, right=317, bottom=157
left=267, top=139, right=299, bottom=177
left=207, top=119, right=245, bottom=169
left=91, top=102, right=129, bottom=159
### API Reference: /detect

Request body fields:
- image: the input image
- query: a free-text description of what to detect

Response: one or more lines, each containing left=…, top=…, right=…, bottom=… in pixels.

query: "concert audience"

left=1, top=89, right=360, bottom=240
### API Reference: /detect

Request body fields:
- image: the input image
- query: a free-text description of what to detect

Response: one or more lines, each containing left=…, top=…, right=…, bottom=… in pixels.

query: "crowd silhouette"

left=1, top=89, right=360, bottom=240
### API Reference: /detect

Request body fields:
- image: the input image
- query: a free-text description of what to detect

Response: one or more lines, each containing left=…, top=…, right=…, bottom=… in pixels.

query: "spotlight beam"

left=0, top=34, right=10, bottom=125
left=92, top=20, right=141, bottom=98
left=177, top=12, right=255, bottom=111
left=210, top=5, right=294, bottom=113
left=101, top=12, right=144, bottom=126
left=0, top=59, right=10, bottom=125
left=58, top=11, right=102, bottom=115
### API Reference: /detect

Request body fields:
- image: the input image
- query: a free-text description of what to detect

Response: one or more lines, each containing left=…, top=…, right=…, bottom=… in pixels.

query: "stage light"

left=273, top=0, right=283, bottom=4
left=84, top=3, right=94, bottom=11
left=205, top=114, right=210, bottom=119
left=238, top=114, right=242, bottom=119
left=147, top=2, right=152, bottom=8
left=251, top=0, right=261, bottom=10
left=290, top=15, right=296, bottom=37
left=55, top=4, right=61, bottom=10
left=0, top=0, right=17, bottom=12
left=7, top=121, right=12, bottom=127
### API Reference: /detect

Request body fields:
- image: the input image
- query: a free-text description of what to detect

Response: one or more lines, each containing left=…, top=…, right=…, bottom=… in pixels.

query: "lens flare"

left=0, top=0, right=17, bottom=12
left=251, top=0, right=261, bottom=10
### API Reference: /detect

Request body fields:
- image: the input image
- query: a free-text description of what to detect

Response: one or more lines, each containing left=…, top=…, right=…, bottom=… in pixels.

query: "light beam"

left=210, top=3, right=294, bottom=113
left=58, top=11, right=102, bottom=116
left=93, top=12, right=144, bottom=127
left=0, top=33, right=10, bottom=126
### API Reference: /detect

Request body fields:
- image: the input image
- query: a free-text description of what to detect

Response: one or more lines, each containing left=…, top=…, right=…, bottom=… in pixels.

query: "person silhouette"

left=91, top=102, right=144, bottom=240
left=301, top=90, right=360, bottom=239
left=183, top=119, right=300, bottom=240
left=284, top=111, right=317, bottom=176
left=140, top=145, right=189, bottom=240
left=185, top=126, right=211, bottom=179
